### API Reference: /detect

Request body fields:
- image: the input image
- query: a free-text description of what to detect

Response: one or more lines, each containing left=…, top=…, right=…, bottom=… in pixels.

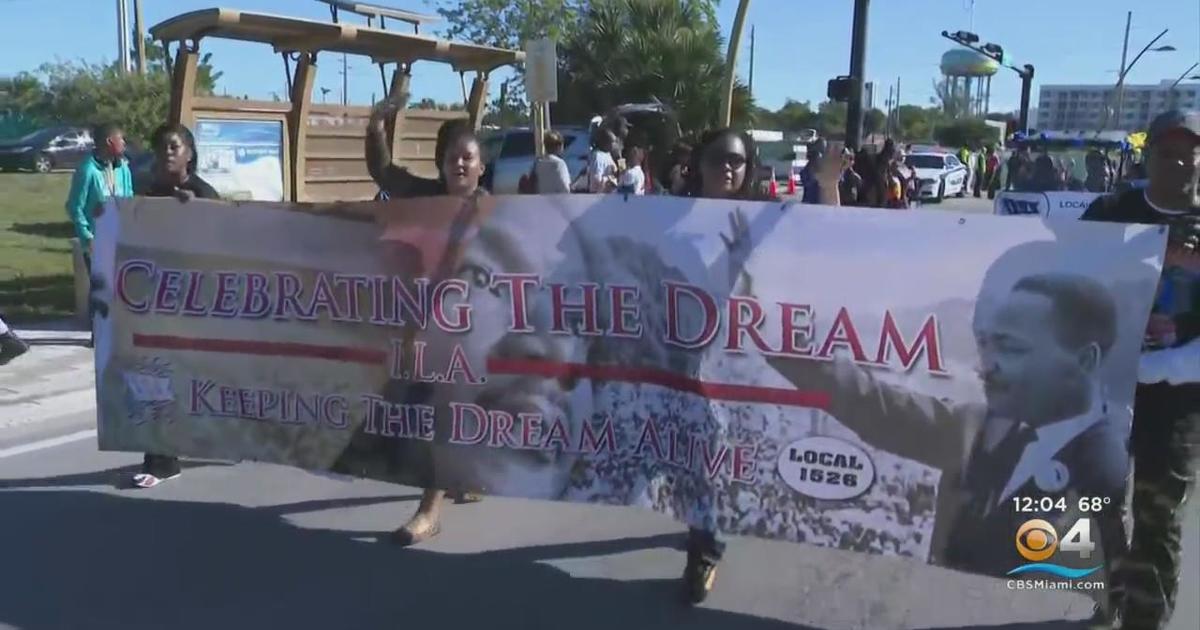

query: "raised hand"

left=812, top=141, right=846, bottom=206
left=720, top=209, right=752, bottom=291
left=368, top=91, right=409, bottom=131
left=815, top=141, right=846, bottom=184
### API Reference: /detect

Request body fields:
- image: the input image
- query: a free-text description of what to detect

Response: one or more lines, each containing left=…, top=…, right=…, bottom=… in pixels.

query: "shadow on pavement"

left=0, top=488, right=818, bottom=630
left=916, top=619, right=1099, bottom=624
left=0, top=461, right=233, bottom=490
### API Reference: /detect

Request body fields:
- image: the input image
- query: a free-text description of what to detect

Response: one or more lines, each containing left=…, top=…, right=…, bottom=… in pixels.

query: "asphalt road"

left=1, top=338, right=1196, bottom=630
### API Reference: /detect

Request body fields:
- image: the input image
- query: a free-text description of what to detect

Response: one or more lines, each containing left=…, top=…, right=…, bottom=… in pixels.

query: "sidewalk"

left=0, top=332, right=95, bottom=442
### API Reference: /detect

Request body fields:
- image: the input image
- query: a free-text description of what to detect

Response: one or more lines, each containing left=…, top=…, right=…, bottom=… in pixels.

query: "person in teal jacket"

left=65, top=123, right=133, bottom=260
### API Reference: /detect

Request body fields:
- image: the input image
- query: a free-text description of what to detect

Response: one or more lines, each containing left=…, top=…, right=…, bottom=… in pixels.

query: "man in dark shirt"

left=1006, top=146, right=1032, bottom=191
left=1081, top=109, right=1200, bottom=630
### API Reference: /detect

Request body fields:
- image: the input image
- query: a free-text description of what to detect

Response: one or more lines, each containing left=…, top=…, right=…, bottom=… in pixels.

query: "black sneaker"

left=681, top=553, right=718, bottom=605
left=0, top=332, right=29, bottom=366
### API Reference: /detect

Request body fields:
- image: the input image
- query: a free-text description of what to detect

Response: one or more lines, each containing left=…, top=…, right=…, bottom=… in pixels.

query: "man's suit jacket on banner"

left=766, top=354, right=1127, bottom=576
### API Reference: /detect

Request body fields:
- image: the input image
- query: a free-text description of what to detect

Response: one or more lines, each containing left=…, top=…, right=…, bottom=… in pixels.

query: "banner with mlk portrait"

left=91, top=194, right=1164, bottom=586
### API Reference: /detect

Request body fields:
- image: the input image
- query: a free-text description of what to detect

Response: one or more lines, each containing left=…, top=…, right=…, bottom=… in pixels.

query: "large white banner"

left=91, top=194, right=1164, bottom=592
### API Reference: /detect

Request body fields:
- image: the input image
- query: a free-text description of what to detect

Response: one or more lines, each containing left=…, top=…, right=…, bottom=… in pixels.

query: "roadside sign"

left=525, top=38, right=558, bottom=103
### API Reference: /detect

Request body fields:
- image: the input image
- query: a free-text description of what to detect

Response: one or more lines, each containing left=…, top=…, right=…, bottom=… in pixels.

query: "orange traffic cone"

left=786, top=173, right=797, bottom=196
left=769, top=178, right=779, bottom=199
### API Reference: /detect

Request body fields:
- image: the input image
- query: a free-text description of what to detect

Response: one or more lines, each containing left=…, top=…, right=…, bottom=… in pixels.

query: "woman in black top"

left=359, top=95, right=487, bottom=546
left=679, top=128, right=844, bottom=605
left=130, top=123, right=220, bottom=489
left=139, top=124, right=220, bottom=201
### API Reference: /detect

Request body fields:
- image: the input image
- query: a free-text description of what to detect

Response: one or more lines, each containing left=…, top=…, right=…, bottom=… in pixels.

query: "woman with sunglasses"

left=680, top=128, right=844, bottom=605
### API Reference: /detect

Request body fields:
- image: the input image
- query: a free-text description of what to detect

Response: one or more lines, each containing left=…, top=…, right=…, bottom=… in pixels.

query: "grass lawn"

left=0, top=172, right=76, bottom=323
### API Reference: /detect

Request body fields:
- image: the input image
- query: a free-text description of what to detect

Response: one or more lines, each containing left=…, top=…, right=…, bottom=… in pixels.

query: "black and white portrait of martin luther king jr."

left=719, top=210, right=1132, bottom=577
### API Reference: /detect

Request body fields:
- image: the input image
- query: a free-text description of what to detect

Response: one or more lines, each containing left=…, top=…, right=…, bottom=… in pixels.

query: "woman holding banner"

left=679, top=128, right=845, bottom=604
left=129, top=123, right=221, bottom=489
left=363, top=95, right=487, bottom=546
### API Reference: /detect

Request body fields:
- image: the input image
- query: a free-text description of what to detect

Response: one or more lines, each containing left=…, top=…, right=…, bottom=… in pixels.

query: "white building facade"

left=1037, top=80, right=1200, bottom=133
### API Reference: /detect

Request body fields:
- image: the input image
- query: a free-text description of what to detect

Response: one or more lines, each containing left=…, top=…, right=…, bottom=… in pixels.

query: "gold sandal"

left=450, top=491, right=483, bottom=504
left=388, top=513, right=441, bottom=546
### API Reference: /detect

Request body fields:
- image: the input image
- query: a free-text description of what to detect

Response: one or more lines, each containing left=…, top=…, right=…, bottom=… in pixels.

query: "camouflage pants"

left=1109, top=383, right=1199, bottom=630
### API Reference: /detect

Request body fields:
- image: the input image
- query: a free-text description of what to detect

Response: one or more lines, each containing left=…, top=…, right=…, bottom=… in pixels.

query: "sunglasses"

left=704, top=152, right=747, bottom=169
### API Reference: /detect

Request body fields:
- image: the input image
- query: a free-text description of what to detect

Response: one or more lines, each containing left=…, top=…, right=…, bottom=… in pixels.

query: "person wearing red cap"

left=1081, top=109, right=1200, bottom=630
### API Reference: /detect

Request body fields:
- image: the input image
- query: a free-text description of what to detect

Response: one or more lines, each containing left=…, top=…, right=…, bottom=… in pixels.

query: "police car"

left=905, top=151, right=970, bottom=201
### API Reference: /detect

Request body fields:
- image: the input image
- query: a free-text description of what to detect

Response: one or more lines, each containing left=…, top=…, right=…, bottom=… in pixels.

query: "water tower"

left=939, top=48, right=999, bottom=118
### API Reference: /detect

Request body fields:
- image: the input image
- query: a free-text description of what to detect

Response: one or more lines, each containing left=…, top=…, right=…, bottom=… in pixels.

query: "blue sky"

left=0, top=0, right=1197, bottom=115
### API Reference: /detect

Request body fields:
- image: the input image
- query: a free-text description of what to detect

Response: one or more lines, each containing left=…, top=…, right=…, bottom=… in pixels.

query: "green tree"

left=36, top=60, right=171, bottom=147
left=2, top=40, right=224, bottom=146
left=135, top=35, right=223, bottom=95
left=863, top=108, right=886, bottom=137
left=434, top=0, right=580, bottom=106
left=435, top=0, right=581, bottom=51
left=554, top=0, right=752, bottom=133
left=933, top=118, right=997, bottom=148
left=774, top=99, right=819, bottom=131
left=413, top=97, right=467, bottom=111
left=894, top=105, right=945, bottom=142
left=816, top=101, right=846, bottom=138
left=0, top=74, right=49, bottom=139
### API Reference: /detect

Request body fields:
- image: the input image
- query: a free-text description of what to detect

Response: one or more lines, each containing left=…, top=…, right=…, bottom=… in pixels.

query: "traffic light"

left=981, top=43, right=1005, bottom=64
left=827, top=76, right=853, bottom=103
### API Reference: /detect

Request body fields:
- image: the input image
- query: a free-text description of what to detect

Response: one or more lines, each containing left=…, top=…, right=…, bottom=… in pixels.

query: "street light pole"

left=1105, top=25, right=1172, bottom=130
left=845, top=0, right=870, bottom=150
left=1168, top=62, right=1200, bottom=108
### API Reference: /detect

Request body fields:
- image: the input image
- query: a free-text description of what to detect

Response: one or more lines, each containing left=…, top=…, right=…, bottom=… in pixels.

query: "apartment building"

left=1037, top=80, right=1200, bottom=132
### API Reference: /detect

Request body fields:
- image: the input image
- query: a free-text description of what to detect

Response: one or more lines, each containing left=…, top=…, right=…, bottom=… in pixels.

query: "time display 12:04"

left=1011, top=496, right=1068, bottom=513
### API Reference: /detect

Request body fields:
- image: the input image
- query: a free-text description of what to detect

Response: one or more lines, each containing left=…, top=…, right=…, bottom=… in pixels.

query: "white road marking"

left=0, top=429, right=97, bottom=459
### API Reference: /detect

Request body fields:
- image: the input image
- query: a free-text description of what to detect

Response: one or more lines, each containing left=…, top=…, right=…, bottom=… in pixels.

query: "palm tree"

left=556, top=0, right=753, bottom=134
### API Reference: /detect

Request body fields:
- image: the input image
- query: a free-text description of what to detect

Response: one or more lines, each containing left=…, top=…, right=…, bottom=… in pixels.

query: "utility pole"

left=845, top=0, right=870, bottom=150
left=341, top=53, right=349, bottom=106
left=748, top=26, right=756, bottom=102
left=720, top=0, right=752, bottom=126
left=886, top=84, right=894, bottom=137
left=133, top=0, right=146, bottom=75
left=116, top=0, right=130, bottom=74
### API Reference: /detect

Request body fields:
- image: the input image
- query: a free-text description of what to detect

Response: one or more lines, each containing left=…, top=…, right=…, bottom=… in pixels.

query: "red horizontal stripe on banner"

left=487, top=358, right=830, bottom=410
left=132, top=334, right=387, bottom=365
